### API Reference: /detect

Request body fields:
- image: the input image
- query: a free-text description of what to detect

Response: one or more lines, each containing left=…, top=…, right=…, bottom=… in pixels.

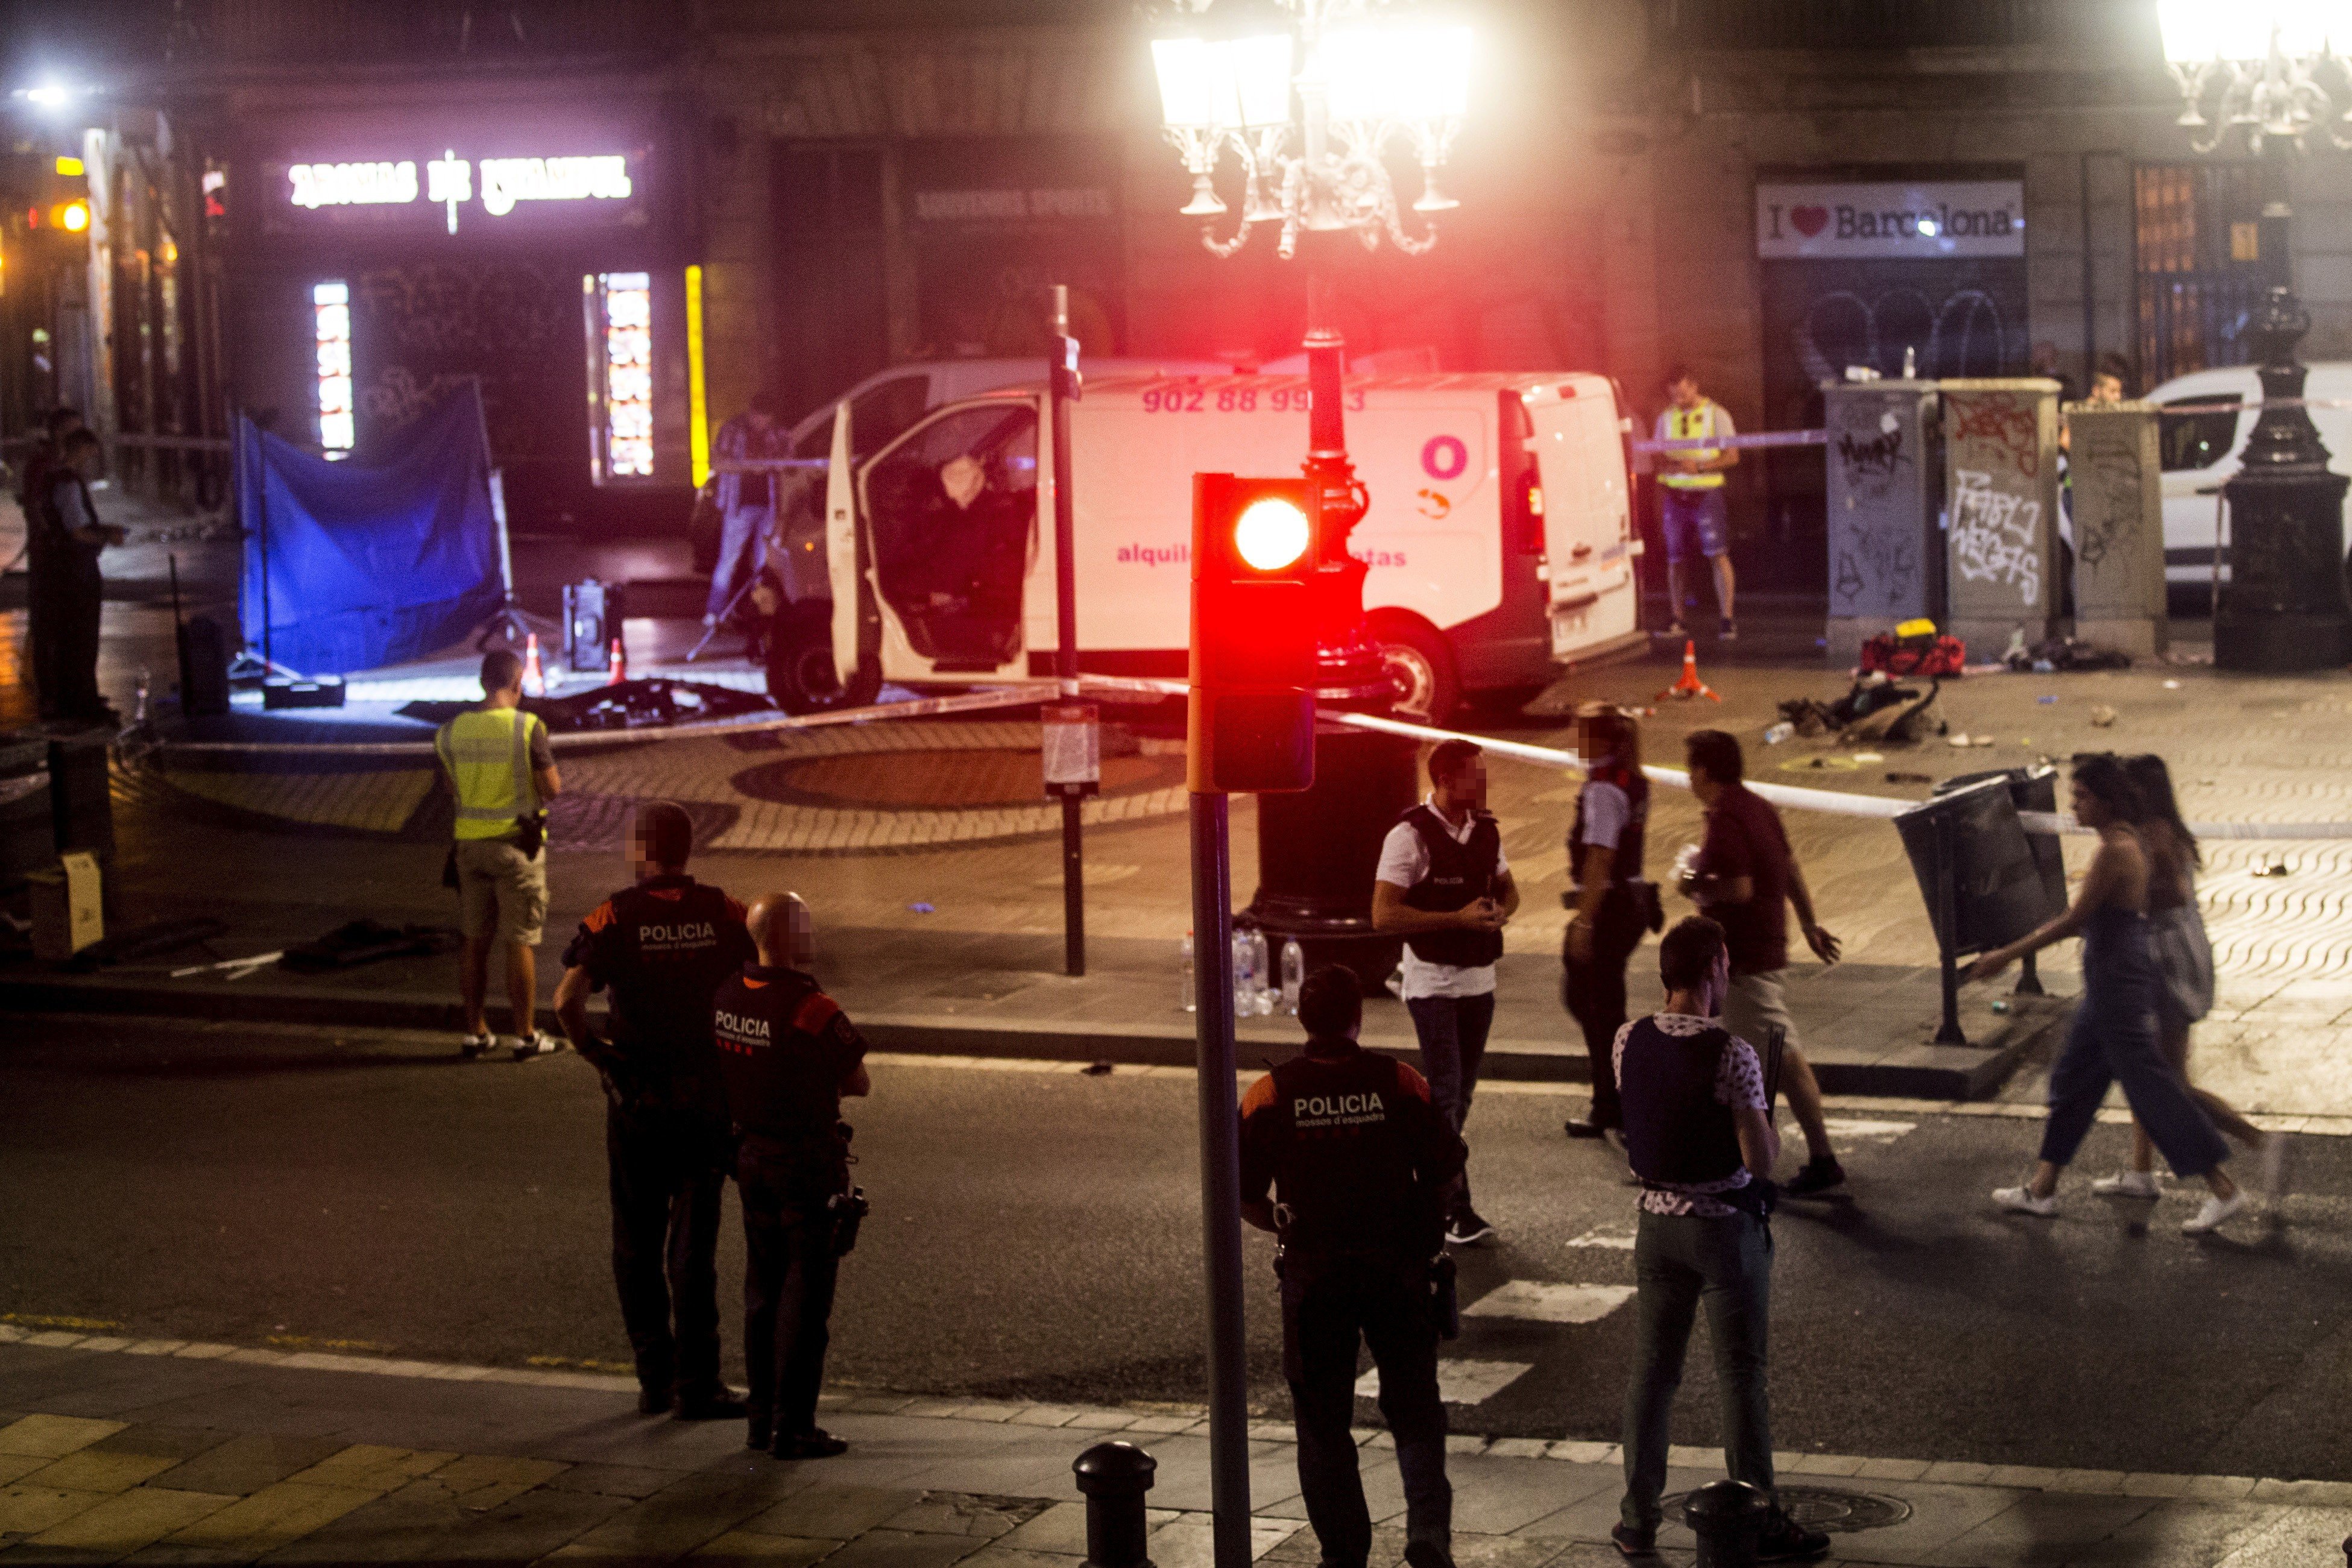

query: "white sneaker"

left=2091, top=1170, right=2161, bottom=1199
left=459, top=1031, right=496, bottom=1060
left=512, top=1031, right=564, bottom=1060
left=2183, top=1191, right=2248, bottom=1233
left=1993, top=1185, right=2058, bottom=1217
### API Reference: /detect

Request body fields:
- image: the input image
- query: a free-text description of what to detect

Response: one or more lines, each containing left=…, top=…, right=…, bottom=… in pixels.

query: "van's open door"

left=853, top=397, right=1039, bottom=683
left=824, top=401, right=860, bottom=689
left=1525, top=379, right=1644, bottom=663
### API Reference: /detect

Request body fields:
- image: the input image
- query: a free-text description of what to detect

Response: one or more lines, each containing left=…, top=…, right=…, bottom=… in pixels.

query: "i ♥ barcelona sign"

left=1757, top=180, right=2024, bottom=260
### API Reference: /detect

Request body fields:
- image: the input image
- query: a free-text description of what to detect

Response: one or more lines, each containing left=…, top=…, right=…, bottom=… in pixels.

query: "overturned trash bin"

left=1895, top=774, right=2064, bottom=1045
left=1936, top=764, right=2067, bottom=997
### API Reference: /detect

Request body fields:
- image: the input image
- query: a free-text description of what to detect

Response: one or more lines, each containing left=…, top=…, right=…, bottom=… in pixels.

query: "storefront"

left=224, top=93, right=697, bottom=532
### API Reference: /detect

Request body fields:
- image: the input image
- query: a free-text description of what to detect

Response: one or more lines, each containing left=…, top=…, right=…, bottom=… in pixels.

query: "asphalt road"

left=5, top=1015, right=2351, bottom=1483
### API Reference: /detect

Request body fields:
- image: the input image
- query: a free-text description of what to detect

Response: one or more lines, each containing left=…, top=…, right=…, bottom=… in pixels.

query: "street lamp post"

left=1152, top=5, right=1474, bottom=985
left=2158, top=1, right=2352, bottom=670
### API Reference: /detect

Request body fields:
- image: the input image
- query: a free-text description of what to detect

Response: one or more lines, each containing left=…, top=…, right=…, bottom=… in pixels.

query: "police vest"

left=1397, top=804, right=1503, bottom=969
left=1244, top=1043, right=1446, bottom=1257
left=1569, top=758, right=1649, bottom=887
left=436, top=707, right=546, bottom=842
left=713, top=965, right=856, bottom=1145
left=1619, top=1016, right=1745, bottom=1188
left=577, top=877, right=751, bottom=1111
left=1659, top=402, right=1727, bottom=490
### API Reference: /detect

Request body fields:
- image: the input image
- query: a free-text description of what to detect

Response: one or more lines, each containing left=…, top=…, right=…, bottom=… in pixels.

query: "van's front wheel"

left=1370, top=612, right=1459, bottom=727
left=766, top=605, right=882, bottom=715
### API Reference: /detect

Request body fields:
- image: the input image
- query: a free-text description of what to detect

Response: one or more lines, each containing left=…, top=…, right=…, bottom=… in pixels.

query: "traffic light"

left=1189, top=472, right=1317, bottom=793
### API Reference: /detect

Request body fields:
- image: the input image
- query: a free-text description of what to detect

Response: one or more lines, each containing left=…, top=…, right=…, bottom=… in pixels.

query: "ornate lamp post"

left=1152, top=4, right=1474, bottom=981
left=2159, top=1, right=2352, bottom=670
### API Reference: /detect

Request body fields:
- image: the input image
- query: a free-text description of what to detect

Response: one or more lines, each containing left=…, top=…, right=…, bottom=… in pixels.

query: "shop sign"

left=912, top=186, right=1114, bottom=222
left=284, top=151, right=634, bottom=233
left=1756, top=180, right=2024, bottom=260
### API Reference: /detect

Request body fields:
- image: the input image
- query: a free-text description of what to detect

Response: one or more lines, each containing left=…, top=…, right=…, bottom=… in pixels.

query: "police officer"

left=1563, top=703, right=1655, bottom=1142
left=553, top=800, right=754, bottom=1422
left=712, top=892, right=871, bottom=1459
left=1240, top=966, right=1466, bottom=1568
left=437, top=649, right=563, bottom=1059
left=16, top=406, right=82, bottom=718
left=34, top=427, right=125, bottom=725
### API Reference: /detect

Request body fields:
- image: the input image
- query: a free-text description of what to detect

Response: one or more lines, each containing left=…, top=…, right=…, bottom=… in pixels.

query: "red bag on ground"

left=1859, top=630, right=1966, bottom=678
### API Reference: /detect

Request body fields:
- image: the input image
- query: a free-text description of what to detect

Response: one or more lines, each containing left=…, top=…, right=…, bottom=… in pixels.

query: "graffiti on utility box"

left=1950, top=470, right=2041, bottom=606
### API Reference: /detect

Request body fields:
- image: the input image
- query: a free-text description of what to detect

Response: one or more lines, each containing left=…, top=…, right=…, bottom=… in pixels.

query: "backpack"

left=1859, top=629, right=1966, bottom=679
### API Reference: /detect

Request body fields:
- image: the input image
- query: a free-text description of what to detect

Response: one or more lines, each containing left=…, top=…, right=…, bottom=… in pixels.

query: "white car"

left=2143, top=361, right=2352, bottom=586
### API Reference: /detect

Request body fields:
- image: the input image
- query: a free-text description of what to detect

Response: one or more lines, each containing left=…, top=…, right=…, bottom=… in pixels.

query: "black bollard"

left=1073, top=1440, right=1157, bottom=1568
left=1683, top=1479, right=1772, bottom=1568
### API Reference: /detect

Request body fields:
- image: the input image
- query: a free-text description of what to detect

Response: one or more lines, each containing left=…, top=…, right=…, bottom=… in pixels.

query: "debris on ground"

left=279, top=920, right=462, bottom=973
left=2254, top=863, right=2292, bottom=878
left=1083, top=1062, right=1114, bottom=1076
left=909, top=901, right=936, bottom=913
left=1858, top=622, right=1966, bottom=678
left=1852, top=752, right=1884, bottom=763
left=2163, top=679, right=2182, bottom=690
left=400, top=678, right=775, bottom=734
left=2089, top=705, right=2117, bottom=727
left=2006, top=635, right=2133, bottom=673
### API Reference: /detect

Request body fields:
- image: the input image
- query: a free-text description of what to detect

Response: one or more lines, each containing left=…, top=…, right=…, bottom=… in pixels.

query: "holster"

left=1430, top=1252, right=1460, bottom=1340
left=514, top=811, right=547, bottom=859
left=440, top=845, right=459, bottom=890
left=828, top=1185, right=869, bottom=1256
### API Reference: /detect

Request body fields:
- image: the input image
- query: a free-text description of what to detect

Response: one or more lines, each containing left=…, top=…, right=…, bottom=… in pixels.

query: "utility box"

left=1823, top=382, right=1941, bottom=666
left=1940, top=379, right=2062, bottom=656
left=30, top=850, right=103, bottom=960
left=2064, top=402, right=2169, bottom=658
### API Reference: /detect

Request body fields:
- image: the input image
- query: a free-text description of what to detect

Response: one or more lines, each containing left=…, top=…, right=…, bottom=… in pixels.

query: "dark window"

left=2135, top=163, right=2280, bottom=389
left=850, top=374, right=933, bottom=459
left=2156, top=394, right=2242, bottom=473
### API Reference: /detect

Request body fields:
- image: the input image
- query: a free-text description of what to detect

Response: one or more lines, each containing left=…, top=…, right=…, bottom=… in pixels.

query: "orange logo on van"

left=1416, top=488, right=1451, bottom=519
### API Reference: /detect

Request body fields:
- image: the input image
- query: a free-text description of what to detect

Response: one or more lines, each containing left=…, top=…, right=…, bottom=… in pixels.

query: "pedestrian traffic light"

left=1189, top=472, right=1317, bottom=793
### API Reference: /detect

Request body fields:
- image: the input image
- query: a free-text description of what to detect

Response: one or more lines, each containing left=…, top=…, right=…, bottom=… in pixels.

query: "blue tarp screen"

left=238, top=384, right=501, bottom=676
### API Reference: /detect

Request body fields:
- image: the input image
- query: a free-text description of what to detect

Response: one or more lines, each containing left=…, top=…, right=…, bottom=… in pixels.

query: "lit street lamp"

left=1152, top=3, right=1475, bottom=977
left=2158, top=0, right=2352, bottom=670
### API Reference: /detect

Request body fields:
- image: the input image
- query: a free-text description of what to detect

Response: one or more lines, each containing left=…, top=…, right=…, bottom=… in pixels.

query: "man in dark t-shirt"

left=1679, top=731, right=1847, bottom=1197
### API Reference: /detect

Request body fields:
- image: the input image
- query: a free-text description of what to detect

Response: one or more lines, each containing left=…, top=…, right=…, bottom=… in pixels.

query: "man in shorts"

left=436, top=649, right=564, bottom=1059
left=1654, top=367, right=1739, bottom=642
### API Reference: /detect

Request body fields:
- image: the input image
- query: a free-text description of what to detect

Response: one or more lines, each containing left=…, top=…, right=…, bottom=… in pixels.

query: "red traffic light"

left=1190, top=473, right=1318, bottom=795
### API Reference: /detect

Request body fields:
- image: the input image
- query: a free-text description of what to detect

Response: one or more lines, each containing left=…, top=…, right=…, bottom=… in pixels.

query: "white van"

left=2143, top=361, right=2352, bottom=585
left=763, top=371, right=1643, bottom=722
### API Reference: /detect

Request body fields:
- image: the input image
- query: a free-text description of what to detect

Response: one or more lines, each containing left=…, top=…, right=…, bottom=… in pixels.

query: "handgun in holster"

left=515, top=810, right=548, bottom=859
left=1430, top=1252, right=1461, bottom=1340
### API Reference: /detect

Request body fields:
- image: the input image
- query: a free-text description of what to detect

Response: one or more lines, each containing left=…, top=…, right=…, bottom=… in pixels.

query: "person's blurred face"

left=1669, top=377, right=1701, bottom=411
left=1436, top=758, right=1487, bottom=815
left=2070, top=777, right=2113, bottom=830
left=69, top=443, right=102, bottom=479
left=2089, top=373, right=2124, bottom=404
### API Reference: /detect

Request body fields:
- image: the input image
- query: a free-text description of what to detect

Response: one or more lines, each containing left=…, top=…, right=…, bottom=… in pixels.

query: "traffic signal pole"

left=1050, top=285, right=1086, bottom=976
left=1186, top=790, right=1252, bottom=1568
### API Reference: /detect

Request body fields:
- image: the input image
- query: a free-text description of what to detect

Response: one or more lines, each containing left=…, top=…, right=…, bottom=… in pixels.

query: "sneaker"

left=1755, top=1511, right=1831, bottom=1563
left=1445, top=1208, right=1496, bottom=1246
left=1993, top=1185, right=2058, bottom=1217
left=2183, top=1190, right=2248, bottom=1234
left=1718, top=617, right=1738, bottom=643
left=1609, top=1522, right=1657, bottom=1559
left=1782, top=1156, right=1846, bottom=1196
left=2091, top=1170, right=2161, bottom=1199
left=1564, top=1118, right=1615, bottom=1140
left=459, top=1031, right=496, bottom=1060
left=675, top=1387, right=750, bottom=1422
left=1662, top=622, right=1688, bottom=640
left=772, top=1428, right=850, bottom=1461
left=2261, top=1135, right=2291, bottom=1208
left=512, top=1030, right=563, bottom=1060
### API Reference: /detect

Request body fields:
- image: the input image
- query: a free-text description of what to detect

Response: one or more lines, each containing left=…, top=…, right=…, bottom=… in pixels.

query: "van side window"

left=2157, top=394, right=2242, bottom=472
left=850, top=375, right=933, bottom=460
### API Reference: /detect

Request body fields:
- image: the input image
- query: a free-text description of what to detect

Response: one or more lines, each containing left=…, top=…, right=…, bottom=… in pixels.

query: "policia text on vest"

left=434, top=651, right=563, bottom=1057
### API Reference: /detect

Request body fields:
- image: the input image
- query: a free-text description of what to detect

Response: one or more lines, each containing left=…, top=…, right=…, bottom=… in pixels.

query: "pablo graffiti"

left=1950, top=468, right=2041, bottom=605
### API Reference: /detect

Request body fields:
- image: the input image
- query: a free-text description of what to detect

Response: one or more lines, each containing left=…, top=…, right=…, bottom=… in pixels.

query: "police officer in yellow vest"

left=1654, top=365, right=1739, bottom=643
left=436, top=649, right=564, bottom=1060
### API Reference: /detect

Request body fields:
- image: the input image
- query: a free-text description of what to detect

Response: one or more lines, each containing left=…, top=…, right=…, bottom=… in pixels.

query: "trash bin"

left=1894, top=775, right=2054, bottom=1045
left=1937, top=764, right=2067, bottom=922
left=0, top=735, right=52, bottom=880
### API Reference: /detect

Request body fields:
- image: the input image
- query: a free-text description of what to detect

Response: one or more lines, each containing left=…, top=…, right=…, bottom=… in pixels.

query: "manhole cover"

left=1660, top=1485, right=1911, bottom=1534
left=733, top=748, right=1182, bottom=811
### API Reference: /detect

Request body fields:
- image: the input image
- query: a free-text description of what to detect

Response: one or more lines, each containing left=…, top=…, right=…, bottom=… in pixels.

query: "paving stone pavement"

left=0, top=1339, right=2348, bottom=1567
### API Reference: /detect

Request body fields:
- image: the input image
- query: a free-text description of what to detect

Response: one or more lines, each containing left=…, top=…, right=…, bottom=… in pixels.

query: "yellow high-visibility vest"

left=435, top=706, right=545, bottom=842
left=1659, top=402, right=1727, bottom=490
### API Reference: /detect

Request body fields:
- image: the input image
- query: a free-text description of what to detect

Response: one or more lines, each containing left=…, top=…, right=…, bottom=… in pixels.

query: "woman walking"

left=1966, top=754, right=2247, bottom=1233
left=2087, top=755, right=2284, bottom=1201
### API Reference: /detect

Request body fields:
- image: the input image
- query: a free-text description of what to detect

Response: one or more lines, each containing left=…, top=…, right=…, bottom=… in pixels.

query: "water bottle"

left=1232, top=930, right=1255, bottom=1017
left=1281, top=939, right=1305, bottom=1015
left=1249, top=929, right=1274, bottom=1014
left=1180, top=931, right=1196, bottom=1013
left=1902, top=344, right=1917, bottom=379
left=1763, top=720, right=1794, bottom=745
left=133, top=667, right=151, bottom=726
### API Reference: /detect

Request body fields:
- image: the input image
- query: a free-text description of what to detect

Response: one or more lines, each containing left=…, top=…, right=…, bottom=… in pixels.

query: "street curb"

left=0, top=976, right=2063, bottom=1100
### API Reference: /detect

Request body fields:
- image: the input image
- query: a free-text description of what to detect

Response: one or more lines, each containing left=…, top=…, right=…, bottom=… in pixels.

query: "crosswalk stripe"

left=1357, top=1359, right=1533, bottom=1406
left=1566, top=1229, right=1636, bottom=1250
left=1463, top=1280, right=1636, bottom=1324
left=1820, top=1117, right=1917, bottom=1142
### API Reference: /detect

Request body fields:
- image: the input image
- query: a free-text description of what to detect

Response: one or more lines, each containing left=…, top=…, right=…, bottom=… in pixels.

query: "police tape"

left=1332, top=711, right=2352, bottom=841
left=147, top=684, right=1065, bottom=758
left=1634, top=430, right=1829, bottom=455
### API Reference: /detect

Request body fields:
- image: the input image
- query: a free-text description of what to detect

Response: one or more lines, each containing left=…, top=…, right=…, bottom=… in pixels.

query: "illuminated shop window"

left=590, top=271, right=654, bottom=481
left=313, top=281, right=355, bottom=458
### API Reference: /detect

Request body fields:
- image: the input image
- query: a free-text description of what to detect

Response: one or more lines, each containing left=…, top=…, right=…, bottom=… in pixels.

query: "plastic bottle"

left=1763, top=720, right=1794, bottom=745
left=1180, top=931, right=1196, bottom=1013
left=1281, top=939, right=1305, bottom=1015
left=1232, top=930, right=1256, bottom=1017
left=1249, top=928, right=1274, bottom=1014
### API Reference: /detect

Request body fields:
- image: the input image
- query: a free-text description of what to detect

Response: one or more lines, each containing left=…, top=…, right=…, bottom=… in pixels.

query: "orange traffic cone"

left=1657, top=638, right=1720, bottom=702
left=522, top=633, right=546, bottom=697
left=607, top=637, right=626, bottom=685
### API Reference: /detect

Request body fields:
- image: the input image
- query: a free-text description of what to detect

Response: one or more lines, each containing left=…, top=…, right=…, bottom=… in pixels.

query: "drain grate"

left=1660, top=1485, right=1913, bottom=1534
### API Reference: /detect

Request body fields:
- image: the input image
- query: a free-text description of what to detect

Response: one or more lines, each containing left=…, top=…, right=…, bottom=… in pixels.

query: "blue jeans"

left=2040, top=998, right=2228, bottom=1177
left=1622, top=1210, right=1774, bottom=1532
left=1407, top=993, right=1494, bottom=1212
left=1659, top=487, right=1729, bottom=564
left=706, top=505, right=773, bottom=619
